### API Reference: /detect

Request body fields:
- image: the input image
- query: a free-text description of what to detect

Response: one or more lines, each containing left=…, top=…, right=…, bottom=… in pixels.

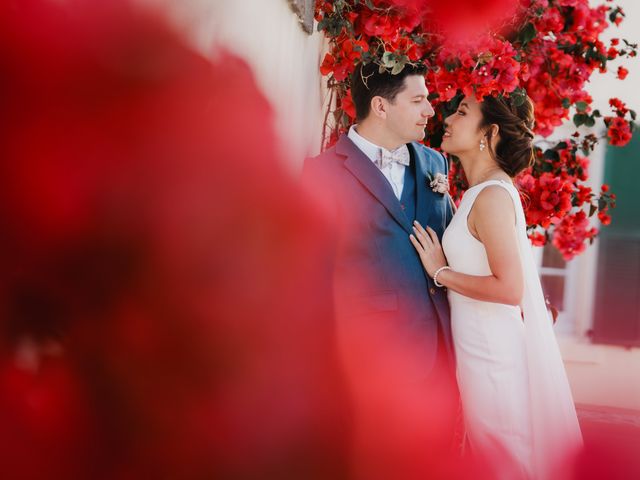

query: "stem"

left=321, top=82, right=335, bottom=152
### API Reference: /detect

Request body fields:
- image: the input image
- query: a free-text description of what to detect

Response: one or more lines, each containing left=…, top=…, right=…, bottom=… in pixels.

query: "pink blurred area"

left=396, top=0, right=523, bottom=38
left=0, top=0, right=347, bottom=478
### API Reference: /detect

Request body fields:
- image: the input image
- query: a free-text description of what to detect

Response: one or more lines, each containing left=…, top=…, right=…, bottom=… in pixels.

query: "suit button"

left=429, top=288, right=436, bottom=295
left=401, top=203, right=406, bottom=210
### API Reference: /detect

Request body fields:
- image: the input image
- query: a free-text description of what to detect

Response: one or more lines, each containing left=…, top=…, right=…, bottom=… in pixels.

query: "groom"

left=303, top=62, right=457, bottom=477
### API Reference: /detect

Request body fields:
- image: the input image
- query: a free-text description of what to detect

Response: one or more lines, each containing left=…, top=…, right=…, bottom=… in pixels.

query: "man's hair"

left=351, top=62, right=428, bottom=122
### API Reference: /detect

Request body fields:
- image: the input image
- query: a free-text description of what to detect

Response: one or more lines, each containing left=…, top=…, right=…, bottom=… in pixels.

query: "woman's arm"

left=410, top=186, right=524, bottom=306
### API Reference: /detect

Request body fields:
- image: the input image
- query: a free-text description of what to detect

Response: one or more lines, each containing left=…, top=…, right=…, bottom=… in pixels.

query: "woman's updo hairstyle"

left=479, top=93, right=535, bottom=177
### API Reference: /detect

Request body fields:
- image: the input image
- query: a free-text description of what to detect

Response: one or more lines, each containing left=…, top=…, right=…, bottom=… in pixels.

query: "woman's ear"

left=490, top=124, right=499, bottom=138
left=370, top=96, right=387, bottom=119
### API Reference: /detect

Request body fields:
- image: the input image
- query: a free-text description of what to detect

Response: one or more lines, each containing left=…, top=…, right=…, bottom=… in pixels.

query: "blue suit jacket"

left=303, top=134, right=454, bottom=375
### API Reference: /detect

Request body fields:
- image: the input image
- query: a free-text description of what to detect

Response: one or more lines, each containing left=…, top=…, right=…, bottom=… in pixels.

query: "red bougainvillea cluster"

left=316, top=0, right=636, bottom=260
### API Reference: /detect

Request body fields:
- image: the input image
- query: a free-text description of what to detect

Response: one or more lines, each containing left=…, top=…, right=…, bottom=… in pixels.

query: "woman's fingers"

left=412, top=221, right=431, bottom=245
left=409, top=234, right=424, bottom=254
left=425, top=226, right=440, bottom=245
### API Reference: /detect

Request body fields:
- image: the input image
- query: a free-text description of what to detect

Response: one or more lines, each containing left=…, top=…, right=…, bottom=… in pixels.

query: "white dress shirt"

left=348, top=125, right=408, bottom=200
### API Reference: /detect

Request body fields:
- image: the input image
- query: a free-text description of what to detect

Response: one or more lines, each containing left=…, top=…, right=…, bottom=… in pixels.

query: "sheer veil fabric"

left=509, top=181, right=584, bottom=478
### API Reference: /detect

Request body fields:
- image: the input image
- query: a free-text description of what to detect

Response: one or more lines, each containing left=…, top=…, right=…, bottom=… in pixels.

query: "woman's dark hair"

left=479, top=94, right=535, bottom=177
left=351, top=62, right=427, bottom=122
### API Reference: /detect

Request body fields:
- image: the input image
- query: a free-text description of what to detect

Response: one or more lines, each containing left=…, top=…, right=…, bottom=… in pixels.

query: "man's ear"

left=370, top=96, right=387, bottom=119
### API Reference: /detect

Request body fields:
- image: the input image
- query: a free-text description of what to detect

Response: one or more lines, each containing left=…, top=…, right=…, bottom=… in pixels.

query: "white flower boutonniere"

left=427, top=172, right=449, bottom=195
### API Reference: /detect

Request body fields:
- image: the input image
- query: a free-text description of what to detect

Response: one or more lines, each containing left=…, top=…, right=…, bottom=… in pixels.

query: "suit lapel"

left=337, top=135, right=412, bottom=234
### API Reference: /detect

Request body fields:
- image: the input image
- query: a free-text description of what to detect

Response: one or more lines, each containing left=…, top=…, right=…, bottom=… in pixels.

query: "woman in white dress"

left=409, top=94, right=583, bottom=479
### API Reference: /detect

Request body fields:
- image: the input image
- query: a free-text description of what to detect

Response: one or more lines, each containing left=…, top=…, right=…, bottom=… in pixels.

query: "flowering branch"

left=315, top=0, right=637, bottom=260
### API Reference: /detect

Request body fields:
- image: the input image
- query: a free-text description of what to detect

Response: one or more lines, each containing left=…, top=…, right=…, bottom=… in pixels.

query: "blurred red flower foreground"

left=0, top=1, right=475, bottom=478
left=0, top=1, right=350, bottom=478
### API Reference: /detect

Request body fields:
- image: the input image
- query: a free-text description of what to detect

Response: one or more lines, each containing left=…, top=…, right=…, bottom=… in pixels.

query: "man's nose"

left=423, top=102, right=435, bottom=118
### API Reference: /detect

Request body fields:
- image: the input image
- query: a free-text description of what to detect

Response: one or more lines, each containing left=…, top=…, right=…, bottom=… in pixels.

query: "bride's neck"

left=459, top=156, right=507, bottom=187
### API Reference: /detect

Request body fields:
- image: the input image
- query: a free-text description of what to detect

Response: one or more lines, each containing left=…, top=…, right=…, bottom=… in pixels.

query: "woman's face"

left=440, top=95, right=486, bottom=156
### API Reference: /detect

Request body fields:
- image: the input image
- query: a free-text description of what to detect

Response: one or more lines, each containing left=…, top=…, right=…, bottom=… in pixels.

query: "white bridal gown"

left=442, top=180, right=583, bottom=480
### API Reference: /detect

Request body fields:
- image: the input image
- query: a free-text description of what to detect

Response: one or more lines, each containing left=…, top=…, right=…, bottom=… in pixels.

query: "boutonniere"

left=427, top=172, right=449, bottom=195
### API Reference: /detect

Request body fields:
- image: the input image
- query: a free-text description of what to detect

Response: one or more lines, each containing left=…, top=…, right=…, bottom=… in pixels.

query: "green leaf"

left=575, top=101, right=588, bottom=112
left=391, top=62, right=404, bottom=75
left=598, top=198, right=606, bottom=211
left=573, top=113, right=588, bottom=127
left=631, top=110, right=637, bottom=121
left=584, top=116, right=596, bottom=128
left=519, top=23, right=537, bottom=47
left=381, top=51, right=396, bottom=68
left=562, top=98, right=571, bottom=109
left=510, top=87, right=527, bottom=107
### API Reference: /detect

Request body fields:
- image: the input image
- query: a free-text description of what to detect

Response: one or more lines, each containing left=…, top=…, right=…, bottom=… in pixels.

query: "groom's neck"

left=355, top=121, right=405, bottom=151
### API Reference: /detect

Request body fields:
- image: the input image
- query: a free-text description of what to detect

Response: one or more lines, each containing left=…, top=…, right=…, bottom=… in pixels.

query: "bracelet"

left=433, top=266, right=451, bottom=288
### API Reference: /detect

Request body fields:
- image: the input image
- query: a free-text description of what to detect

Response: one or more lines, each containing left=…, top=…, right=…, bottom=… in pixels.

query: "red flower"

left=552, top=211, right=598, bottom=261
left=606, top=116, right=632, bottom=146
left=528, top=232, right=547, bottom=247
left=598, top=211, right=612, bottom=225
left=320, top=53, right=336, bottom=76
left=341, top=89, right=357, bottom=120
left=609, top=97, right=629, bottom=115
left=617, top=66, right=629, bottom=80
left=359, top=9, right=401, bottom=38
left=517, top=172, right=573, bottom=228
left=575, top=185, right=592, bottom=206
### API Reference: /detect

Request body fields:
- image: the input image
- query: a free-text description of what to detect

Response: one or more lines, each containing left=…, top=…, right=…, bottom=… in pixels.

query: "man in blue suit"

left=303, top=62, right=457, bottom=477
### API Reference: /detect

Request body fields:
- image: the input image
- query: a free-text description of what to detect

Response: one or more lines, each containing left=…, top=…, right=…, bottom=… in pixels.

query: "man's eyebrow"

left=459, top=102, right=469, bottom=108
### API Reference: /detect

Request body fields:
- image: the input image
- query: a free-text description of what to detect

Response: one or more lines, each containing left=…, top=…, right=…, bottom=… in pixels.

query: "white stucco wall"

left=135, top=0, right=326, bottom=171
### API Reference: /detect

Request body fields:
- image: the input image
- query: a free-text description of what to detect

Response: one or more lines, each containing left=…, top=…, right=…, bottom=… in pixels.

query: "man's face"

left=382, top=75, right=435, bottom=143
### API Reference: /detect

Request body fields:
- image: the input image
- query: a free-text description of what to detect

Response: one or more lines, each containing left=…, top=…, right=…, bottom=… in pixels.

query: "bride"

left=409, top=94, right=583, bottom=479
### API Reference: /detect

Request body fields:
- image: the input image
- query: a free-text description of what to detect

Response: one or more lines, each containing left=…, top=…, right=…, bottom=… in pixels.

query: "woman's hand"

left=409, top=221, right=448, bottom=278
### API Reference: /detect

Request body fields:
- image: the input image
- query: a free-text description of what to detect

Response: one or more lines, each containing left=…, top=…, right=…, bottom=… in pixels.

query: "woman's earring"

left=479, top=138, right=486, bottom=152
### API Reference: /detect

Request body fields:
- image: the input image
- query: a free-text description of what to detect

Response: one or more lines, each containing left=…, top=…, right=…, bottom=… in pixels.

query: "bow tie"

left=376, top=146, right=410, bottom=169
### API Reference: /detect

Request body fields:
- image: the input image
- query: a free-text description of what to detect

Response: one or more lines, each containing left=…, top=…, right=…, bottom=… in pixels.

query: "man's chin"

left=404, top=132, right=422, bottom=143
